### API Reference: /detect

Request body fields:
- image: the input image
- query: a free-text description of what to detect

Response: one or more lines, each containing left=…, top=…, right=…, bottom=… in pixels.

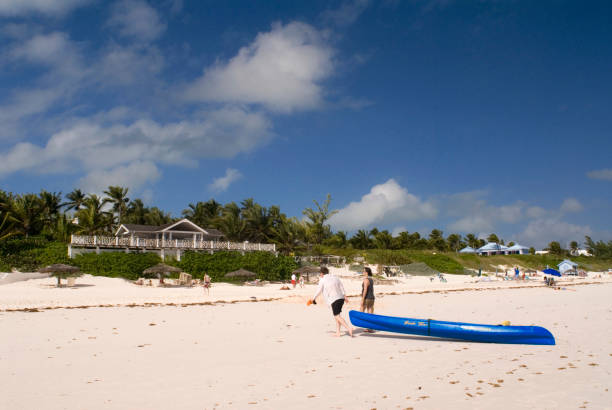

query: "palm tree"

left=64, top=189, right=86, bottom=213
left=76, top=194, right=112, bottom=234
left=182, top=199, right=221, bottom=228
left=7, top=193, right=44, bottom=237
left=374, top=230, right=393, bottom=249
left=302, top=194, right=337, bottom=245
left=350, top=229, right=372, bottom=249
left=271, top=216, right=305, bottom=254
left=0, top=211, right=16, bottom=241
left=217, top=202, right=246, bottom=241
left=51, top=213, right=77, bottom=242
left=124, top=199, right=146, bottom=224
left=39, top=190, right=62, bottom=233
left=144, top=207, right=173, bottom=226
left=103, top=186, right=130, bottom=225
left=447, top=233, right=463, bottom=252
left=243, top=203, right=272, bottom=243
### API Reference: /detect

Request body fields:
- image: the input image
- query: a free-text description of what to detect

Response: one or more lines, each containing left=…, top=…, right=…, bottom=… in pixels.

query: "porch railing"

left=70, top=235, right=276, bottom=252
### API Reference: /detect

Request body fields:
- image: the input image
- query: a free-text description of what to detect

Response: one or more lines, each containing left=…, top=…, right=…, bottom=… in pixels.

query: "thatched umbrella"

left=142, top=263, right=182, bottom=283
left=224, top=268, right=257, bottom=279
left=293, top=265, right=321, bottom=282
left=38, top=264, right=82, bottom=287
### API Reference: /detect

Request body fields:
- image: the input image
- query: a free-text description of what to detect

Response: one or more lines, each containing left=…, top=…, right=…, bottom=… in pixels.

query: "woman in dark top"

left=361, top=267, right=375, bottom=314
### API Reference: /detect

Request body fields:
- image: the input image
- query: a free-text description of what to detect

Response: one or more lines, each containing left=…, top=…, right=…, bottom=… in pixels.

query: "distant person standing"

left=309, top=267, right=353, bottom=337
left=514, top=266, right=520, bottom=279
left=203, top=273, right=211, bottom=295
left=298, top=274, right=305, bottom=288
left=360, top=267, right=375, bottom=314
left=360, top=267, right=376, bottom=334
left=291, top=272, right=297, bottom=288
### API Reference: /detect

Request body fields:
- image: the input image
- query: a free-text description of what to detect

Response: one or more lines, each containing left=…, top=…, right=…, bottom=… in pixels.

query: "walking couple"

left=309, top=266, right=376, bottom=337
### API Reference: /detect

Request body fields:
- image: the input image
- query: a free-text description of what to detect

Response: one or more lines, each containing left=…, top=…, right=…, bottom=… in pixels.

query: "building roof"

left=507, top=243, right=530, bottom=251
left=459, top=246, right=476, bottom=253
left=115, top=218, right=224, bottom=237
left=478, top=242, right=503, bottom=252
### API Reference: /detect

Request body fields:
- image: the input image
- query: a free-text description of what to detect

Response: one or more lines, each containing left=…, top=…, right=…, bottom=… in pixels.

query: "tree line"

left=1, top=187, right=607, bottom=256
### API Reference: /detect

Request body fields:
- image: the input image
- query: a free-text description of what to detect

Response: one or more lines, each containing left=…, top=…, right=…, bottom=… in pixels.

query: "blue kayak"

left=349, top=310, right=555, bottom=345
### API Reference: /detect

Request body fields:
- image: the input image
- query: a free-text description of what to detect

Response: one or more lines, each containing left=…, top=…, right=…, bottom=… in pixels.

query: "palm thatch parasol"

left=38, top=264, right=82, bottom=287
left=224, top=268, right=257, bottom=279
left=292, top=265, right=321, bottom=282
left=142, top=263, right=182, bottom=282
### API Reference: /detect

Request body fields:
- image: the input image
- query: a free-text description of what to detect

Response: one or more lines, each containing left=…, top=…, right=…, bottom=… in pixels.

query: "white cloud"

left=560, top=197, right=583, bottom=213
left=448, top=215, right=494, bottom=233
left=526, top=206, right=547, bottom=219
left=321, top=0, right=371, bottom=26
left=443, top=191, right=525, bottom=234
left=587, top=168, right=612, bottom=181
left=97, top=43, right=165, bottom=85
left=108, top=0, right=166, bottom=42
left=184, top=21, right=334, bottom=112
left=0, top=107, right=272, bottom=177
left=78, top=160, right=161, bottom=193
left=329, top=179, right=437, bottom=231
left=209, top=168, right=242, bottom=192
left=0, top=0, right=91, bottom=16
left=518, top=218, right=592, bottom=248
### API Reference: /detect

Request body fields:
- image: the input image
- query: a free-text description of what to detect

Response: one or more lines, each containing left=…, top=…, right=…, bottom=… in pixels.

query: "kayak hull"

left=349, top=310, right=555, bottom=345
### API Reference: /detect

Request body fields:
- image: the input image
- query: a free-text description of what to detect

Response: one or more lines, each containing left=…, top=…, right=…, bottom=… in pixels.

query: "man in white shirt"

left=310, top=267, right=353, bottom=337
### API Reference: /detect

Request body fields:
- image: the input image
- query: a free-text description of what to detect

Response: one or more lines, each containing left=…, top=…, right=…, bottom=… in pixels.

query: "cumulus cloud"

left=560, top=197, right=583, bottom=213
left=0, top=107, right=272, bottom=177
left=108, top=0, right=166, bottom=42
left=587, top=168, right=612, bottom=181
left=78, top=160, right=161, bottom=193
left=329, top=179, right=437, bottom=231
left=184, top=21, right=334, bottom=112
left=0, top=0, right=91, bottom=16
left=518, top=218, right=592, bottom=248
left=526, top=206, right=547, bottom=219
left=448, top=215, right=495, bottom=233
left=209, top=168, right=242, bottom=192
left=443, top=191, right=525, bottom=233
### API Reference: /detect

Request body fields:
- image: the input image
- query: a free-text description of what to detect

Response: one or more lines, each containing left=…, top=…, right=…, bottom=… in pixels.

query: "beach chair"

left=178, top=272, right=193, bottom=286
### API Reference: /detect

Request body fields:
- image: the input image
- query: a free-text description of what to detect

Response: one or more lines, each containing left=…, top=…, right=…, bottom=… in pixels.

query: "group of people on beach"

left=308, top=266, right=376, bottom=337
left=290, top=273, right=305, bottom=288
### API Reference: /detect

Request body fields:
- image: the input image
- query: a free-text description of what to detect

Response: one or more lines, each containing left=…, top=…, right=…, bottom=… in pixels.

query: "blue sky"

left=1, top=0, right=611, bottom=247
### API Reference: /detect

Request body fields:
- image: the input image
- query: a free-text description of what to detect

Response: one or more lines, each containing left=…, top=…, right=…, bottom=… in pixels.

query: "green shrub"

left=178, top=251, right=298, bottom=282
left=364, top=249, right=413, bottom=265
left=408, top=253, right=465, bottom=274
left=0, top=238, right=69, bottom=272
left=73, top=252, right=161, bottom=280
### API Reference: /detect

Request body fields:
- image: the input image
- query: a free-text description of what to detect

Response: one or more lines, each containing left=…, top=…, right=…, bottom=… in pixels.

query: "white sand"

left=1, top=271, right=611, bottom=409
left=1, top=266, right=609, bottom=311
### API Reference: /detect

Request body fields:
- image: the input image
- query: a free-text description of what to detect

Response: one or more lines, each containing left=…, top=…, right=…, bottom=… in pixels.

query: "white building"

left=558, top=259, right=578, bottom=274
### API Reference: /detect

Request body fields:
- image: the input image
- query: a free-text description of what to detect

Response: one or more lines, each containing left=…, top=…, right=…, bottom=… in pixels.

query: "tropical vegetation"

left=1, top=186, right=610, bottom=276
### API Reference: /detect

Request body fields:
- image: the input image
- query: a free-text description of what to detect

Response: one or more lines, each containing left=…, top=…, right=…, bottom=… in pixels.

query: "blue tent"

left=543, top=268, right=561, bottom=277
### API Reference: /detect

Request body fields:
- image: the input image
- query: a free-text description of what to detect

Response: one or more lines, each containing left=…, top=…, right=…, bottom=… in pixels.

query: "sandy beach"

left=1, top=272, right=611, bottom=409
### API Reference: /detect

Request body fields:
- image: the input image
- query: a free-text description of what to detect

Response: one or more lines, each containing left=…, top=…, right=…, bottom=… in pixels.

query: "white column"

left=68, top=245, right=72, bottom=259
left=193, top=233, right=196, bottom=248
